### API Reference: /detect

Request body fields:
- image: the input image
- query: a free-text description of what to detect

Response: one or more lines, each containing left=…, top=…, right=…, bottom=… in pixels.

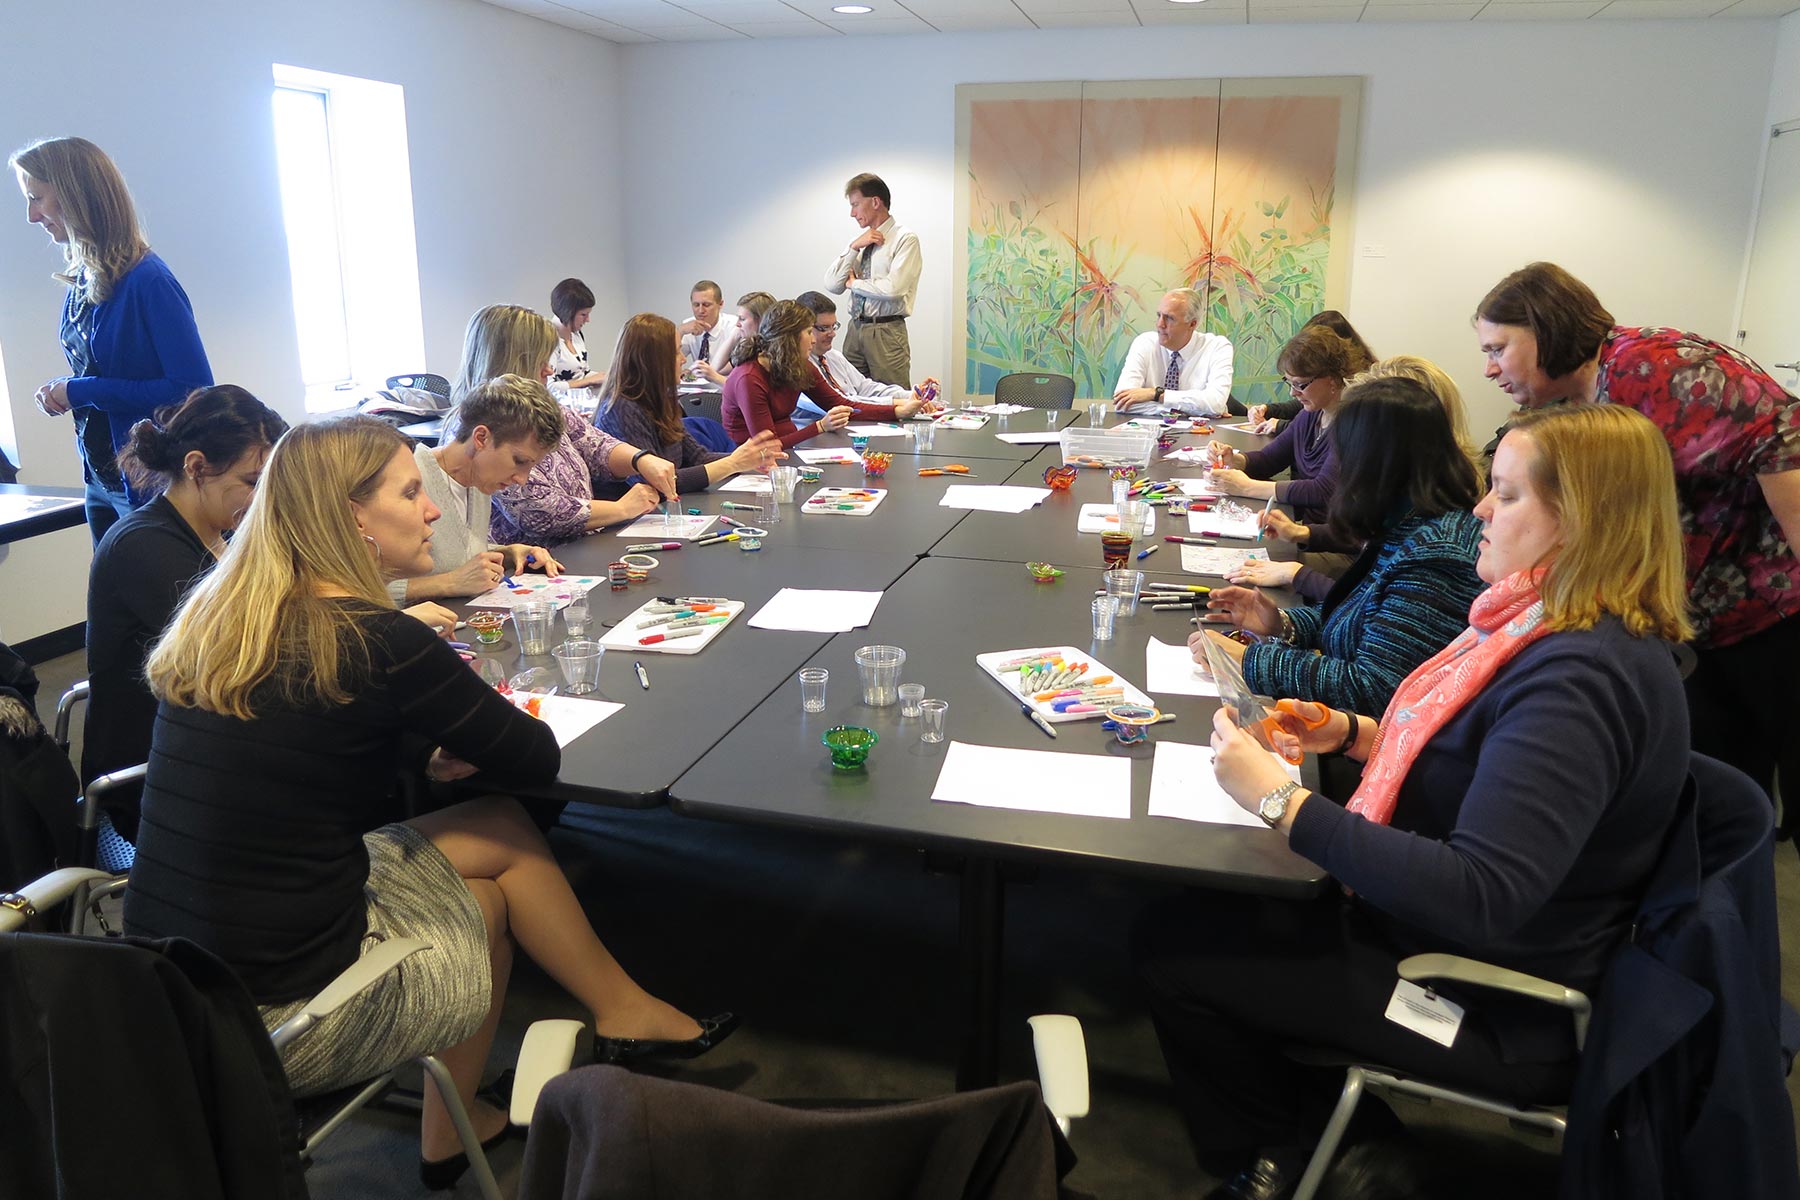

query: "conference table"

left=461, top=407, right=1326, bottom=1088
left=0, top=483, right=87, bottom=545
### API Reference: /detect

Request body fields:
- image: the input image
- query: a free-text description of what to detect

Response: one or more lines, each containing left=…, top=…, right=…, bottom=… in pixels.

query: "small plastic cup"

left=467, top=611, right=507, bottom=645
left=1105, top=569, right=1145, bottom=617
left=1111, top=478, right=1129, bottom=508
left=919, top=699, right=948, bottom=743
left=849, top=435, right=870, bottom=455
left=1100, top=530, right=1135, bottom=570
left=1087, top=404, right=1106, bottom=428
left=1047, top=407, right=1059, bottom=427
left=514, top=599, right=557, bottom=656
left=855, top=644, right=906, bottom=707
left=898, top=683, right=925, bottom=717
left=474, top=657, right=508, bottom=689
left=562, top=595, right=590, bottom=638
left=770, top=465, right=800, bottom=503
left=823, top=725, right=877, bottom=769
left=1092, top=596, right=1118, bottom=640
left=551, top=639, right=604, bottom=695
left=914, top=422, right=936, bottom=451
left=1117, top=499, right=1150, bottom=537
left=798, top=667, right=828, bottom=713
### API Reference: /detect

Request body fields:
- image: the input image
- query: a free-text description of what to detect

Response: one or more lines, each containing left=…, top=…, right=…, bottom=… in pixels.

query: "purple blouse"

left=490, top=408, right=627, bottom=545
left=1243, top=406, right=1337, bottom=522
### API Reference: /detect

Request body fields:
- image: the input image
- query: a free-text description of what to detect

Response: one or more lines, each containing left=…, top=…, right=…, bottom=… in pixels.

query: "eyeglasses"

left=1285, top=376, right=1317, bottom=395
left=813, top=323, right=839, bottom=335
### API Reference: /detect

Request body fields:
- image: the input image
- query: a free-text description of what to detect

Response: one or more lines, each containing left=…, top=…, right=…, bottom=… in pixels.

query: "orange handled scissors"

left=1261, top=699, right=1333, bottom=765
left=918, top=465, right=976, bottom=477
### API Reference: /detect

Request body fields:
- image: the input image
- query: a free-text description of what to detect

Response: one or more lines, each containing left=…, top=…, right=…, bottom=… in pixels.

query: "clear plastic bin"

left=1060, top=427, right=1157, bottom=469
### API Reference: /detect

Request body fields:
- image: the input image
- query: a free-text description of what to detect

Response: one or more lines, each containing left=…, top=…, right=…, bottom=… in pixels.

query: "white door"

left=1738, top=120, right=1800, bottom=390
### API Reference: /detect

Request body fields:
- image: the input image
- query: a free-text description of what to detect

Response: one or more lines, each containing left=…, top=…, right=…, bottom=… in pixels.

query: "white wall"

left=1764, top=11, right=1800, bottom=124
left=618, top=20, right=1777, bottom=441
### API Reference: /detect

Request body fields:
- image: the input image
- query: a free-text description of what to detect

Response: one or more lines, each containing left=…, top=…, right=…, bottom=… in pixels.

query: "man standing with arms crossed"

left=825, top=173, right=920, bottom=389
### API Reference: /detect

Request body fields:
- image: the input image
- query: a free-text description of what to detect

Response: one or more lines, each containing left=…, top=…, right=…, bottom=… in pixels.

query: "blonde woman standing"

left=10, top=136, right=213, bottom=541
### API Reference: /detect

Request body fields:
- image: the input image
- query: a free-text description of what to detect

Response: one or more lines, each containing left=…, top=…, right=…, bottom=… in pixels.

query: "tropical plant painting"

left=954, top=79, right=1361, bottom=407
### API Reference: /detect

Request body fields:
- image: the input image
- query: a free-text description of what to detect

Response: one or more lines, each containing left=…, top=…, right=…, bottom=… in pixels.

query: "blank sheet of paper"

left=531, top=696, right=624, bottom=748
left=1146, top=741, right=1298, bottom=828
left=844, top=423, right=910, bottom=437
left=994, top=431, right=1066, bottom=445
left=938, top=485, right=1052, bottom=513
left=795, top=447, right=865, bottom=465
left=1144, top=637, right=1222, bottom=697
left=747, top=588, right=884, bottom=632
left=931, top=741, right=1132, bottom=820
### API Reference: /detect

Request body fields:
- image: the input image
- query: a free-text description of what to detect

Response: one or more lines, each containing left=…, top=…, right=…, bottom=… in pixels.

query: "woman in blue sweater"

left=1139, top=405, right=1693, bottom=1200
left=11, top=137, right=213, bottom=542
left=1192, top=376, right=1485, bottom=715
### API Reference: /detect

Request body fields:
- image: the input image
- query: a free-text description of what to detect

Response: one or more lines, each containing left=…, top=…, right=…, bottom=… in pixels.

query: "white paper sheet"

left=614, top=513, right=719, bottom=539
left=1179, top=546, right=1269, bottom=577
left=747, top=588, right=885, bottom=632
left=844, top=423, right=911, bottom=437
left=938, top=484, right=1052, bottom=513
left=931, top=741, right=1132, bottom=820
left=993, top=431, right=1067, bottom=445
left=1146, top=741, right=1300, bottom=827
left=1161, top=447, right=1212, bottom=464
left=1144, top=637, right=1222, bottom=697
left=794, top=447, right=865, bottom=465
left=933, top=413, right=990, bottom=430
left=527, top=695, right=623, bottom=748
left=1077, top=502, right=1157, bottom=535
left=466, top=575, right=605, bottom=610
left=1172, top=477, right=1222, bottom=496
left=1218, top=421, right=1264, bottom=434
left=714, top=475, right=770, bottom=493
left=1188, top=508, right=1262, bottom=540
left=970, top=403, right=1032, bottom=415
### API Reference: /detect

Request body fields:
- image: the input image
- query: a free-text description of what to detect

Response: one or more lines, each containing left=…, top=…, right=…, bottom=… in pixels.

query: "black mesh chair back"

left=680, top=389, right=726, bottom=426
left=386, top=373, right=452, bottom=401
left=993, top=372, right=1076, bottom=410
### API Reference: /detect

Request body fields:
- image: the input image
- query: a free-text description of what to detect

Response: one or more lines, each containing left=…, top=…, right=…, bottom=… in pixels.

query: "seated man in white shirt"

left=1112, top=288, right=1234, bottom=418
left=677, top=279, right=738, bottom=382
left=792, top=290, right=908, bottom=418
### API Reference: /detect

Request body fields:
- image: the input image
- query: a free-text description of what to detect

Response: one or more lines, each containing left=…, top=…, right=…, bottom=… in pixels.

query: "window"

left=271, top=64, right=427, bottom=412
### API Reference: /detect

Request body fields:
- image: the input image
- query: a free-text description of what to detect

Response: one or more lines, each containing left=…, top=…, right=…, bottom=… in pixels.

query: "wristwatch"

left=1256, top=781, right=1301, bottom=827
left=1153, top=386, right=1166, bottom=404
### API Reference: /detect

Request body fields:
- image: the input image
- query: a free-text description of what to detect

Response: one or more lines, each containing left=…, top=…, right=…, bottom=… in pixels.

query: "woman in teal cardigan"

left=1193, top=376, right=1484, bottom=715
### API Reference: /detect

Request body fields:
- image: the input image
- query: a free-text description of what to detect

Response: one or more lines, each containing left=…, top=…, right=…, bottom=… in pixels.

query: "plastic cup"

left=854, top=644, right=906, bottom=707
left=1047, top=407, right=1059, bottom=427
left=1117, top=499, right=1150, bottom=537
left=1088, top=404, right=1106, bottom=428
left=771, top=466, right=800, bottom=503
left=898, top=683, right=925, bottom=717
left=1092, top=596, right=1118, bottom=640
left=1100, top=530, right=1135, bottom=570
left=562, top=595, right=590, bottom=638
left=799, top=667, right=828, bottom=713
left=467, top=611, right=507, bottom=645
left=919, top=699, right=948, bottom=743
left=1105, top=570, right=1145, bottom=617
left=1111, top=479, right=1129, bottom=508
left=849, top=435, right=870, bottom=455
left=915, top=422, right=936, bottom=451
left=551, top=639, right=604, bottom=695
left=474, top=657, right=508, bottom=688
left=823, top=725, right=877, bottom=769
left=515, top=599, right=556, bottom=656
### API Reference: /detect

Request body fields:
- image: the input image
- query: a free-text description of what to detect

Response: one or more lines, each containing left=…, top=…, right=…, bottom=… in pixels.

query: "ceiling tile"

left=1029, top=6, right=1146, bottom=19
left=819, top=14, right=938, bottom=32
left=923, top=12, right=1043, bottom=28
left=679, top=0, right=813, bottom=20
left=1359, top=3, right=1481, bottom=16
left=632, top=22, right=752, bottom=36
left=1711, top=0, right=1800, bottom=12
left=899, top=0, right=1028, bottom=12
left=735, top=18, right=847, bottom=31
left=1015, top=0, right=1135, bottom=10
left=1591, top=0, right=1730, bottom=15
left=1247, top=4, right=1367, bottom=18
left=1474, top=1, right=1607, bottom=15
left=1135, top=0, right=1255, bottom=17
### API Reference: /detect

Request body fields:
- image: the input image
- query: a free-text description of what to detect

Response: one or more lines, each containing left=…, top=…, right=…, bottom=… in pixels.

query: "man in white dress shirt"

left=677, top=280, right=737, bottom=377
left=1112, top=288, right=1234, bottom=417
left=792, top=290, right=908, bottom=418
left=824, top=172, right=920, bottom=389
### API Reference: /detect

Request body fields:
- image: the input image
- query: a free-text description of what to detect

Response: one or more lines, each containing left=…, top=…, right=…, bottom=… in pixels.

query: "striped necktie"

left=1163, top=349, right=1182, bottom=392
left=851, top=243, right=875, bottom=319
left=699, top=329, right=711, bottom=362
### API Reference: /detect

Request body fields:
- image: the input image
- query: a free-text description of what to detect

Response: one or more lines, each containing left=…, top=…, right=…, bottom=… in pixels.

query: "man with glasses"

left=792, top=291, right=911, bottom=418
left=1113, top=288, right=1234, bottom=418
left=824, top=172, right=921, bottom=388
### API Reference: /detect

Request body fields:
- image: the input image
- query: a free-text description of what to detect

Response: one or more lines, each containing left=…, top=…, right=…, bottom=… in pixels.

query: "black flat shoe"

left=1204, top=1155, right=1296, bottom=1200
left=592, top=1011, right=741, bottom=1064
left=419, top=1122, right=518, bottom=1192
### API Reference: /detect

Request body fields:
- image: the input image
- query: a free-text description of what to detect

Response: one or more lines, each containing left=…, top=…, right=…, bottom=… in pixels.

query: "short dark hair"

left=844, top=172, right=890, bottom=208
left=1301, top=311, right=1375, bottom=373
left=1277, top=325, right=1360, bottom=382
left=1327, top=376, right=1481, bottom=544
left=549, top=277, right=595, bottom=326
left=691, top=279, right=723, bottom=304
left=794, top=290, right=837, bottom=317
left=118, top=385, right=290, bottom=492
left=1475, top=263, right=1614, bottom=380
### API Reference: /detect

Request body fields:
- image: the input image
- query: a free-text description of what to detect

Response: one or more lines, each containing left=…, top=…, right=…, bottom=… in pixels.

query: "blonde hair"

left=452, top=304, right=557, bottom=403
left=1506, top=405, right=1692, bottom=642
left=1356, top=356, right=1480, bottom=473
left=9, top=137, right=149, bottom=303
left=146, top=417, right=409, bottom=719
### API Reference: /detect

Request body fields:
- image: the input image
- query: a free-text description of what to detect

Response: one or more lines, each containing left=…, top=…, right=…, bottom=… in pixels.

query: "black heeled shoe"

left=592, top=1011, right=741, bottom=1065
left=419, top=1121, right=518, bottom=1191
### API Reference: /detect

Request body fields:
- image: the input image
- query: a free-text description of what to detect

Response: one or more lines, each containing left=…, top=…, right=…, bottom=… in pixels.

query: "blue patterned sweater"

left=1241, top=508, right=1484, bottom=714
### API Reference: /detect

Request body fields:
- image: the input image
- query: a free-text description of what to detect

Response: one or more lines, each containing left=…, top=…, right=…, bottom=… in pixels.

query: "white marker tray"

left=598, top=598, right=745, bottom=655
left=801, top=486, right=888, bottom=516
left=1077, top=503, right=1157, bottom=535
left=976, top=645, right=1154, bottom=724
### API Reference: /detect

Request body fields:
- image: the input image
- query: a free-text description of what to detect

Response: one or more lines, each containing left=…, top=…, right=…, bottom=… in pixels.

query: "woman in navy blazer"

left=10, top=136, right=213, bottom=542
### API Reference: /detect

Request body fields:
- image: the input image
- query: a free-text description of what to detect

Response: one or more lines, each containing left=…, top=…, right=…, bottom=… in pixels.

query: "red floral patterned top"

left=1597, top=326, right=1800, bottom=648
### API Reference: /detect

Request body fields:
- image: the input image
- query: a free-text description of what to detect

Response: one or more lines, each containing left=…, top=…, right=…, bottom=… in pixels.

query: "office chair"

left=993, top=372, right=1076, bottom=411
left=386, top=372, right=453, bottom=401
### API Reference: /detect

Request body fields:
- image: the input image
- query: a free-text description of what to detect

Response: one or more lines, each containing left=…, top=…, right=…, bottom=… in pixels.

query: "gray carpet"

left=25, top=647, right=1800, bottom=1198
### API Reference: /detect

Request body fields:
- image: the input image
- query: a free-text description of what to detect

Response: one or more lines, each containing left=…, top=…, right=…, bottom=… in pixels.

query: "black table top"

left=0, top=483, right=87, bottom=545
left=670, top=555, right=1326, bottom=898
left=799, top=406, right=1082, bottom=465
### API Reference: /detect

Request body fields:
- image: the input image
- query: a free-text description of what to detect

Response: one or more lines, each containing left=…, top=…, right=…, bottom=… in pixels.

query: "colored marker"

left=499, top=575, right=518, bottom=588
left=1137, top=545, right=1159, bottom=561
left=634, top=661, right=650, bottom=690
left=695, top=532, right=740, bottom=546
left=1257, top=494, right=1276, bottom=540
left=1164, top=536, right=1217, bottom=546
left=721, top=501, right=763, bottom=512
left=625, top=541, right=682, bottom=552
left=1022, top=704, right=1059, bottom=740
left=638, top=626, right=708, bottom=645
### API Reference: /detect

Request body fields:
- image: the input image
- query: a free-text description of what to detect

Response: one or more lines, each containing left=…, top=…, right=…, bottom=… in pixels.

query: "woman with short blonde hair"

left=451, top=304, right=559, bottom=403
left=1359, top=354, right=1480, bottom=472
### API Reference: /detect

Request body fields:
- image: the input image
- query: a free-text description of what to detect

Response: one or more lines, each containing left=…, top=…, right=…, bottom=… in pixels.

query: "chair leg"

left=1293, top=1066, right=1366, bottom=1200
left=418, top=1054, right=503, bottom=1200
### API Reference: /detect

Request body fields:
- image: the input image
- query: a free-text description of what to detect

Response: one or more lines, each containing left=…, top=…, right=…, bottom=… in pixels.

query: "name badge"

left=1384, top=979, right=1465, bottom=1049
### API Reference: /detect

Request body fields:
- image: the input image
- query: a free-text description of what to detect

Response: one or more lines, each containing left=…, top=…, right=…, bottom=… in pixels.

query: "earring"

left=362, top=533, right=382, bottom=561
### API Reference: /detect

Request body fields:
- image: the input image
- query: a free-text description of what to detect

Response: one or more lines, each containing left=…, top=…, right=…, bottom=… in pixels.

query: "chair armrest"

left=0, top=867, right=116, bottom=932
left=510, top=1018, right=586, bottom=1126
left=54, top=681, right=90, bottom=749
left=1398, top=953, right=1592, bottom=1051
left=81, top=764, right=150, bottom=833
left=270, top=937, right=429, bottom=1052
left=1027, top=1014, right=1090, bottom=1133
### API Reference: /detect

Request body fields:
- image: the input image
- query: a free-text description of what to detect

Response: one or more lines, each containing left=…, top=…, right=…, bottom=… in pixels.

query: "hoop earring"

left=362, top=533, right=382, bottom=561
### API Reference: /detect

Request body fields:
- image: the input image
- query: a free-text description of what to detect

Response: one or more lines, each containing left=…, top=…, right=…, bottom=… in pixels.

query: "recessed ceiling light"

left=833, top=4, right=874, bottom=11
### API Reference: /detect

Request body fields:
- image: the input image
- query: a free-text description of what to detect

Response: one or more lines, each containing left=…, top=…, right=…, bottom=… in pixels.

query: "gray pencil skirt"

left=258, top=823, right=493, bottom=1098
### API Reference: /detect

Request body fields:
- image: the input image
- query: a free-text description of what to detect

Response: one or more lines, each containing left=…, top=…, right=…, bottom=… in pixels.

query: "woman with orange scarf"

left=1134, top=405, right=1694, bottom=1200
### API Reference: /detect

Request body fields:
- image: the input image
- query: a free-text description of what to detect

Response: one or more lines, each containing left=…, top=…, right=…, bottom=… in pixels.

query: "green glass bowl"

left=822, top=725, right=878, bottom=769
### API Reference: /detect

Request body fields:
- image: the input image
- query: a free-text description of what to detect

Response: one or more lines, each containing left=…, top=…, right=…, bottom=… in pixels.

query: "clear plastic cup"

left=1104, top=569, right=1145, bottom=617
left=1092, top=596, right=1118, bottom=640
left=1047, top=407, right=1058, bottom=427
left=798, top=667, right=828, bottom=713
left=898, top=683, right=925, bottom=717
left=854, top=644, right=906, bottom=707
left=771, top=466, right=800, bottom=503
left=551, top=639, right=604, bottom=695
left=1088, top=404, right=1106, bottom=428
left=754, top=476, right=780, bottom=525
left=915, top=422, right=936, bottom=451
left=1111, top=479, right=1129, bottom=508
left=562, top=595, right=590, bottom=638
left=1117, top=499, right=1150, bottom=537
left=514, top=599, right=557, bottom=656
left=919, top=699, right=948, bottom=743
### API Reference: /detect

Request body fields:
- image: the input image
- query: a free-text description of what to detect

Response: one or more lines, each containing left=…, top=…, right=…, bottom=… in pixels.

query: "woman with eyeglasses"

left=1206, top=325, right=1358, bottom=524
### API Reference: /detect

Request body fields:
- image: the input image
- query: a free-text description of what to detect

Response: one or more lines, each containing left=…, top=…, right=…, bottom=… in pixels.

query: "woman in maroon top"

left=721, top=300, right=926, bottom=448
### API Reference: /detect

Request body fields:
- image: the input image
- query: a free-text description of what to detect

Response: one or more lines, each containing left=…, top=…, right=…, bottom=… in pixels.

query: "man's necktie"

left=699, top=329, right=711, bottom=363
left=1163, top=350, right=1182, bottom=393
left=851, top=243, right=875, bottom=319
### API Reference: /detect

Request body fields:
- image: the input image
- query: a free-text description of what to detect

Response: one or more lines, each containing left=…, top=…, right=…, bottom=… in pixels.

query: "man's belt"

left=851, top=314, right=907, bottom=325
